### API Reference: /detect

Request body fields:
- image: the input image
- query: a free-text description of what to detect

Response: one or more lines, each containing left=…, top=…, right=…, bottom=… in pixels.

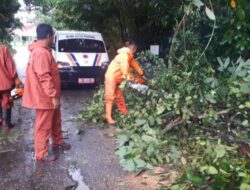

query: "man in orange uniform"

left=0, top=45, right=20, bottom=131
left=105, top=41, right=146, bottom=124
left=22, top=24, right=70, bottom=162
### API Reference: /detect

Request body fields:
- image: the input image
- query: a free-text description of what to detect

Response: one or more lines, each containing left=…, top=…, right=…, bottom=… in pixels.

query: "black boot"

left=3, top=108, right=14, bottom=132
left=0, top=106, right=2, bottom=126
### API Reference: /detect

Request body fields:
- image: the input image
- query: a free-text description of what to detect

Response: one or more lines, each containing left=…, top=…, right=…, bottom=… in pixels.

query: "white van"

left=53, top=30, right=109, bottom=84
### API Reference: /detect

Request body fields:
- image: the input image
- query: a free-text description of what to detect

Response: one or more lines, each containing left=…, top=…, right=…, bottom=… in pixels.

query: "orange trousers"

left=35, top=109, right=64, bottom=160
left=0, top=91, right=13, bottom=109
left=105, top=79, right=128, bottom=114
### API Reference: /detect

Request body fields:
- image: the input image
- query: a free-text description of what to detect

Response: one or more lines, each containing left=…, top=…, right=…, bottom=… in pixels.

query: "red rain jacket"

left=22, top=41, right=61, bottom=109
left=0, top=45, right=17, bottom=91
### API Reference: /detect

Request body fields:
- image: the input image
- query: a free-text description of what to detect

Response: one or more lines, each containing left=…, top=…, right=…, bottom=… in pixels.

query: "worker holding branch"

left=105, top=41, right=147, bottom=124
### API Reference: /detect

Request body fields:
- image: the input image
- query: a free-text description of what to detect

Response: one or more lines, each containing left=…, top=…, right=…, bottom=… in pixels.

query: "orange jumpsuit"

left=104, top=47, right=144, bottom=122
left=22, top=41, right=64, bottom=160
left=0, top=45, right=17, bottom=109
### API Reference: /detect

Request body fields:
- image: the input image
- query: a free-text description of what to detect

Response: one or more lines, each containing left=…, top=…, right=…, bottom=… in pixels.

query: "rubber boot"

left=105, top=102, right=116, bottom=124
left=116, top=102, right=128, bottom=115
left=0, top=106, right=2, bottom=127
left=3, top=108, right=14, bottom=132
left=115, top=89, right=128, bottom=115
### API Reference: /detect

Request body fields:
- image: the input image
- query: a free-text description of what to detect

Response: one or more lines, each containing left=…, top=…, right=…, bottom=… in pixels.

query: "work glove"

left=135, top=77, right=146, bottom=84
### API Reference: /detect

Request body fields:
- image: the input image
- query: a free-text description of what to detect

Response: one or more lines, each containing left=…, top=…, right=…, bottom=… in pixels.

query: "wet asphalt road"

left=0, top=46, right=155, bottom=190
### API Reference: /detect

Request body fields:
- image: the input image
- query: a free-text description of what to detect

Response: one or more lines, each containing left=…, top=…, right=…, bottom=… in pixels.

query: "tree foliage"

left=79, top=0, right=250, bottom=189
left=212, top=0, right=250, bottom=60
left=25, top=0, right=250, bottom=59
left=24, top=0, right=187, bottom=55
left=0, top=0, right=21, bottom=47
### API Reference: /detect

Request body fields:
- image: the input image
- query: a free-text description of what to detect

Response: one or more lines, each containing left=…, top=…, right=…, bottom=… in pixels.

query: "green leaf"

left=205, top=94, right=216, bottom=104
left=193, top=0, right=204, bottom=8
left=146, top=144, right=155, bottom=156
left=240, top=183, right=250, bottom=190
left=242, top=120, right=248, bottom=127
left=199, top=140, right=206, bottom=146
left=116, top=147, right=127, bottom=158
left=236, top=70, right=247, bottom=77
left=200, top=165, right=208, bottom=174
left=237, top=9, right=246, bottom=21
left=205, top=7, right=215, bottom=20
left=134, top=159, right=146, bottom=168
left=240, top=83, right=250, bottom=93
left=220, top=161, right=230, bottom=172
left=117, top=135, right=129, bottom=146
left=169, top=146, right=181, bottom=161
left=215, top=145, right=226, bottom=158
left=168, top=184, right=188, bottom=190
left=186, top=171, right=205, bottom=185
left=245, top=102, right=250, bottom=108
left=207, top=166, right=218, bottom=175
left=239, top=172, right=247, bottom=177
left=142, top=135, right=158, bottom=144
left=217, top=57, right=224, bottom=68
left=134, top=119, right=147, bottom=127
left=122, top=159, right=136, bottom=172
left=148, top=116, right=155, bottom=126
left=245, top=162, right=250, bottom=171
left=157, top=105, right=165, bottom=115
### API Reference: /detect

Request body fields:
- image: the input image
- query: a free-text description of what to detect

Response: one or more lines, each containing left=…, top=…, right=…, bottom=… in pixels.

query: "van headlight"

left=101, top=61, right=109, bottom=69
left=57, top=61, right=71, bottom=69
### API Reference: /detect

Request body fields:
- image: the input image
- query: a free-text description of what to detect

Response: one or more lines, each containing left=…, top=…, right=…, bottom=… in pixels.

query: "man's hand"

left=52, top=97, right=60, bottom=109
left=15, top=78, right=22, bottom=87
left=135, top=77, right=146, bottom=84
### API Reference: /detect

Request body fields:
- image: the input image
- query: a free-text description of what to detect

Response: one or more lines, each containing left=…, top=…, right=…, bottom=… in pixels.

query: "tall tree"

left=0, top=0, right=21, bottom=47
left=24, top=0, right=185, bottom=55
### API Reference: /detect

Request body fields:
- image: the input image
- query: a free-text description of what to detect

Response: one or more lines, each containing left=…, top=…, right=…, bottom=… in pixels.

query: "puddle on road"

left=68, top=166, right=90, bottom=190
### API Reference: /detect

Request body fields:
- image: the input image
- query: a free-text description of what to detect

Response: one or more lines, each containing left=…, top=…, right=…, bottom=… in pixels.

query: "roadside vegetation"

left=79, top=0, right=250, bottom=189
left=1, top=0, right=250, bottom=189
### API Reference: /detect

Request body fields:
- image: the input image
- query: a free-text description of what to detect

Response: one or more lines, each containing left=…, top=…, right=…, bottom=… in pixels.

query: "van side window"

left=58, top=39, right=106, bottom=53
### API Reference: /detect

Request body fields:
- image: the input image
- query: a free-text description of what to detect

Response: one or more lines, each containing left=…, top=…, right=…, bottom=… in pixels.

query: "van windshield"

left=58, top=39, right=106, bottom=53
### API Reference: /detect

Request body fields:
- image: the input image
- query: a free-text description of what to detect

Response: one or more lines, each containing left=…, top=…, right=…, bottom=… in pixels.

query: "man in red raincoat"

left=0, top=45, right=21, bottom=132
left=22, top=24, right=70, bottom=162
left=104, top=41, right=146, bottom=124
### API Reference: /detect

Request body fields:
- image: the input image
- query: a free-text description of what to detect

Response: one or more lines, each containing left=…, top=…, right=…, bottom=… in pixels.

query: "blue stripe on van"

left=93, top=53, right=98, bottom=66
left=70, top=53, right=80, bottom=66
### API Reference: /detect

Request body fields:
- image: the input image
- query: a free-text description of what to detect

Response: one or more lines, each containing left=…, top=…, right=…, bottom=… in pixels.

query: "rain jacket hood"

left=117, top=47, right=131, bottom=54
left=28, top=40, right=50, bottom=52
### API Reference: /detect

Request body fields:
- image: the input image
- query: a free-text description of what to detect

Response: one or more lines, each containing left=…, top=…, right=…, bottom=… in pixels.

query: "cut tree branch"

left=161, top=109, right=230, bottom=134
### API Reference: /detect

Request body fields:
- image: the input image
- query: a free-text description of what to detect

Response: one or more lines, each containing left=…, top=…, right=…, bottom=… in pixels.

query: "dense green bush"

left=79, top=0, right=250, bottom=189
left=79, top=49, right=250, bottom=189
